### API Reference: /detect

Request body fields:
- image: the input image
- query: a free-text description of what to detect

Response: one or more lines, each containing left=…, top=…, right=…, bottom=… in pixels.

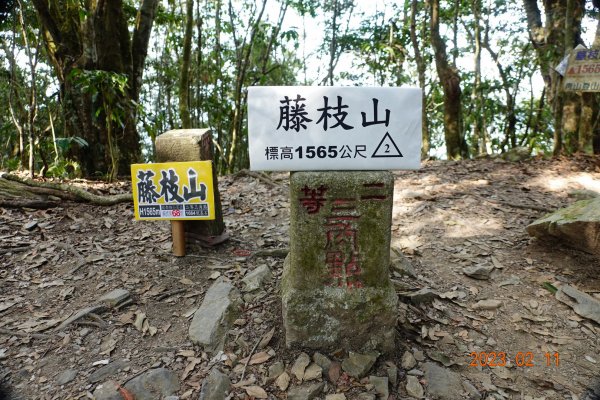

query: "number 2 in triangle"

left=372, top=132, right=403, bottom=158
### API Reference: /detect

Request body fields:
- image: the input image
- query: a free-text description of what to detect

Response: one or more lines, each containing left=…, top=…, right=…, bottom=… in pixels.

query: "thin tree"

left=429, top=0, right=468, bottom=159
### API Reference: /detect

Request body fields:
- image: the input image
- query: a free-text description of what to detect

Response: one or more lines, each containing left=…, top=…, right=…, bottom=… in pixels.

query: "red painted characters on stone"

left=324, top=194, right=362, bottom=289
left=299, top=181, right=386, bottom=290
left=299, top=185, right=327, bottom=214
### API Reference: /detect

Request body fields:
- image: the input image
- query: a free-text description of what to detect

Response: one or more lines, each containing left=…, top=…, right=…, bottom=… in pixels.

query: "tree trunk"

left=430, top=0, right=468, bottom=160
left=472, top=0, right=487, bottom=156
left=179, top=0, right=194, bottom=129
left=227, top=0, right=267, bottom=173
left=522, top=0, right=587, bottom=155
left=31, top=0, right=159, bottom=178
left=410, top=0, right=430, bottom=159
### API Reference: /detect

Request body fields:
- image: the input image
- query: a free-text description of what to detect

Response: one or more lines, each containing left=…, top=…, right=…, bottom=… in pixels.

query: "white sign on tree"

left=248, top=86, right=422, bottom=171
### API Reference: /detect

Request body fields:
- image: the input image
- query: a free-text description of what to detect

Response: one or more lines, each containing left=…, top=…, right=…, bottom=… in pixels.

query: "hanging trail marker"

left=371, top=132, right=403, bottom=158
left=248, top=86, right=421, bottom=171
left=563, top=46, right=600, bottom=92
left=131, top=161, right=216, bottom=257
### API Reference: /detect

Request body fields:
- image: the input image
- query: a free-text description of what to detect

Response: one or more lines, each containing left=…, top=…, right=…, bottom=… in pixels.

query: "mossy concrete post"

left=282, top=171, right=398, bottom=353
left=155, top=129, right=227, bottom=244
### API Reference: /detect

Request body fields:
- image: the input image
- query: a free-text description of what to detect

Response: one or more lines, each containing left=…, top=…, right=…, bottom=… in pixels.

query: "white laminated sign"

left=248, top=86, right=422, bottom=171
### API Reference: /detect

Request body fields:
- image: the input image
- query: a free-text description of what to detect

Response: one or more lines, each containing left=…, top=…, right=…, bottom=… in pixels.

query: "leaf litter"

left=0, top=158, right=599, bottom=399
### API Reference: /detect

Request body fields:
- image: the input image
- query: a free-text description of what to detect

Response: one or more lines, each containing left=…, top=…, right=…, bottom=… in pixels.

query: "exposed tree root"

left=0, top=172, right=132, bottom=207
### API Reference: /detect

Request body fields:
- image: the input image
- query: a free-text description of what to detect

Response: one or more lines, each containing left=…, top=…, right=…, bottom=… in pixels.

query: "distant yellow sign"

left=131, top=161, right=215, bottom=220
left=563, top=48, right=600, bottom=91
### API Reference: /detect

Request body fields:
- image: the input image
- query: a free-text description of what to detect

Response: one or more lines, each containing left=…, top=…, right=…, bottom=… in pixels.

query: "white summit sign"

left=248, top=86, right=422, bottom=171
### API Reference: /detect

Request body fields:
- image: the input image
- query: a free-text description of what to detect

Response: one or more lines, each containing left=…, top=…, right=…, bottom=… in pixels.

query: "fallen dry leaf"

left=180, top=277, right=195, bottom=285
left=243, top=385, right=268, bottom=399
left=181, top=357, right=202, bottom=380
left=239, top=351, right=272, bottom=365
left=258, top=327, right=275, bottom=349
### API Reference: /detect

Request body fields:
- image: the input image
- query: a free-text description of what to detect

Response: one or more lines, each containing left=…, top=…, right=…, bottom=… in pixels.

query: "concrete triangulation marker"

left=281, top=171, right=398, bottom=353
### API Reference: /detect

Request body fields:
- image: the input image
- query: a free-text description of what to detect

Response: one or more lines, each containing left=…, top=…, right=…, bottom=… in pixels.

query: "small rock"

left=472, top=299, right=503, bottom=310
left=402, top=288, right=437, bottom=304
left=275, top=371, right=291, bottom=391
left=556, top=284, right=600, bottom=325
left=341, top=352, right=379, bottom=378
left=328, top=361, right=341, bottom=384
left=405, top=375, right=424, bottom=399
left=199, top=368, right=231, bottom=400
left=401, top=351, right=417, bottom=370
left=313, top=352, right=331, bottom=371
left=325, top=394, right=346, bottom=400
left=413, top=351, right=425, bottom=361
left=88, top=359, right=130, bottom=383
left=407, top=369, right=423, bottom=377
left=385, top=361, right=397, bottom=387
left=369, top=376, right=388, bottom=399
left=242, top=264, right=271, bottom=292
left=291, top=352, right=311, bottom=381
left=303, top=363, right=322, bottom=381
left=422, top=362, right=462, bottom=400
left=497, top=275, right=521, bottom=287
left=529, top=299, right=539, bottom=309
left=56, top=369, right=77, bottom=385
left=390, top=247, right=417, bottom=278
left=356, top=394, right=375, bottom=400
left=24, top=220, right=38, bottom=231
left=268, top=362, right=285, bottom=382
left=462, top=265, right=494, bottom=280
left=287, top=382, right=324, bottom=400
left=92, top=380, right=121, bottom=400
left=462, top=380, right=482, bottom=400
left=98, top=289, right=131, bottom=308
left=123, top=368, right=179, bottom=399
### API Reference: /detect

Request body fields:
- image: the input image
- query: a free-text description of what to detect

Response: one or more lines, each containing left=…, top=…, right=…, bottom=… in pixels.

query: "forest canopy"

left=1, top=0, right=599, bottom=179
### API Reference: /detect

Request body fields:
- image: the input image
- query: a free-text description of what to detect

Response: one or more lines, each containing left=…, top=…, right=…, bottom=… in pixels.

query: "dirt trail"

left=0, top=156, right=599, bottom=399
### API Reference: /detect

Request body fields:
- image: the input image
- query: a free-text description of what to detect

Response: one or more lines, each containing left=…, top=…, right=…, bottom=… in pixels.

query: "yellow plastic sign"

left=131, top=161, right=215, bottom=220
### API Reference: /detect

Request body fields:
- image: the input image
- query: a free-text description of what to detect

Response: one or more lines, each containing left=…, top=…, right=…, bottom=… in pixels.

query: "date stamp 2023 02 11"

left=469, top=352, right=560, bottom=368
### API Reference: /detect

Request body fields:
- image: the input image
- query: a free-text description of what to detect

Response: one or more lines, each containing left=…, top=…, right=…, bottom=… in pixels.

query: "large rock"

left=282, top=171, right=398, bottom=353
left=189, top=278, right=241, bottom=352
left=527, top=197, right=600, bottom=255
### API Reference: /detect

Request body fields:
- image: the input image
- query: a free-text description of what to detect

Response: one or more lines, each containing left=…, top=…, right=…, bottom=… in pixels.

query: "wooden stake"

left=171, top=220, right=186, bottom=257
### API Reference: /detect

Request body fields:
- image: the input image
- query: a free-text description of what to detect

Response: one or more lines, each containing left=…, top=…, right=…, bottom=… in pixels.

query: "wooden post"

left=155, top=129, right=228, bottom=246
left=171, top=220, right=186, bottom=257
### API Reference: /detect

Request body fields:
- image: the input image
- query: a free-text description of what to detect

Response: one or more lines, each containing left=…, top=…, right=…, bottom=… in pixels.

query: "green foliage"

left=69, top=68, right=132, bottom=181
left=46, top=159, right=81, bottom=178
left=54, top=136, right=89, bottom=152
left=1, top=0, right=597, bottom=175
left=69, top=69, right=130, bottom=127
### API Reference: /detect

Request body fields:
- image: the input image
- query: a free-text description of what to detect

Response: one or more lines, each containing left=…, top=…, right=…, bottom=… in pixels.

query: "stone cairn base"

left=281, top=171, right=398, bottom=353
